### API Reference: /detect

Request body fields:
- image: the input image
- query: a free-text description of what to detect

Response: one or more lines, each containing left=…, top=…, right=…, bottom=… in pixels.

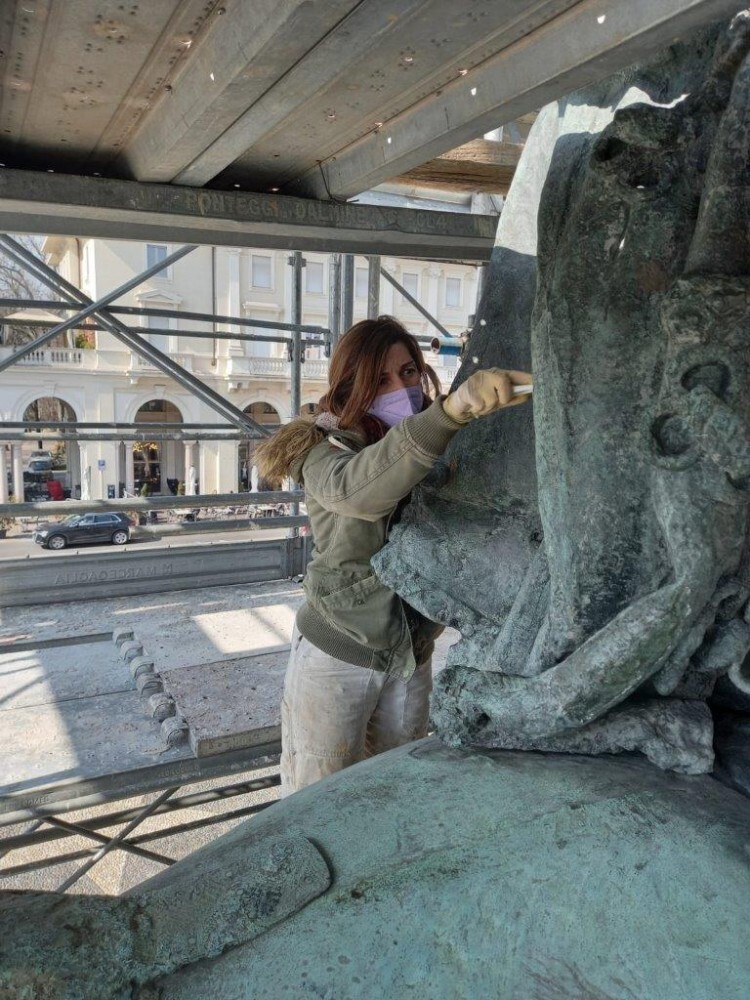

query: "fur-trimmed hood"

left=253, top=413, right=364, bottom=484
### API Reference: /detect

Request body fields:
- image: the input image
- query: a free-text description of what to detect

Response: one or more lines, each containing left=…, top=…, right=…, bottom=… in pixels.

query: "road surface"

left=0, top=525, right=295, bottom=560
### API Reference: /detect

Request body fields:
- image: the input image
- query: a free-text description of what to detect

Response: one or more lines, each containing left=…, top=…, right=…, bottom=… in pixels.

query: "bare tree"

left=24, top=397, right=75, bottom=423
left=0, top=234, right=66, bottom=346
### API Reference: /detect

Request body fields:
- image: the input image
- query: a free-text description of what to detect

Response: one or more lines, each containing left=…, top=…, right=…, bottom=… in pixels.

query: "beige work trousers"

left=280, top=627, right=432, bottom=796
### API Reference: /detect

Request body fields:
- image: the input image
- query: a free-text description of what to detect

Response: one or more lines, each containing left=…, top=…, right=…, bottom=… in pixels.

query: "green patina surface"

left=141, top=742, right=750, bottom=998
left=379, top=15, right=750, bottom=778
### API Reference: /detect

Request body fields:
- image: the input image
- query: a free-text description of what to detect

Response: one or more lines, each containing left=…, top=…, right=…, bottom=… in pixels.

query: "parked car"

left=26, top=454, right=53, bottom=473
left=23, top=482, right=50, bottom=502
left=33, top=512, right=133, bottom=550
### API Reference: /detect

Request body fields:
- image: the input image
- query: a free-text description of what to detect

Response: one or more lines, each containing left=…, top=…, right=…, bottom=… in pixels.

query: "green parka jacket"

left=290, top=398, right=463, bottom=679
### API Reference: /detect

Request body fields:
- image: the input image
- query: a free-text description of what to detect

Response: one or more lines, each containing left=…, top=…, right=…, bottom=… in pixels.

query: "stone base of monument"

left=133, top=738, right=750, bottom=999
left=158, top=652, right=286, bottom=756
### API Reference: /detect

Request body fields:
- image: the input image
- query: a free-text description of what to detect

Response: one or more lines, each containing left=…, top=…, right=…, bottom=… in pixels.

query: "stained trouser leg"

left=280, top=629, right=383, bottom=796
left=365, top=658, right=432, bottom=757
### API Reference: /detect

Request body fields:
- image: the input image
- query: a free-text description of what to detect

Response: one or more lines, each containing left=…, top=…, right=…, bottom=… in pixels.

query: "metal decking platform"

left=0, top=579, right=459, bottom=893
left=0, top=629, right=285, bottom=825
left=0, top=580, right=301, bottom=891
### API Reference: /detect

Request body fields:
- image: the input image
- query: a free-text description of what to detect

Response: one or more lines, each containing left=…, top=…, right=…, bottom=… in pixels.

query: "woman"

left=256, top=316, right=531, bottom=795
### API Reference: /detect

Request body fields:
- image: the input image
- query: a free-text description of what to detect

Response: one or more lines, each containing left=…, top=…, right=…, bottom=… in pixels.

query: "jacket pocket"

left=319, top=574, right=405, bottom=650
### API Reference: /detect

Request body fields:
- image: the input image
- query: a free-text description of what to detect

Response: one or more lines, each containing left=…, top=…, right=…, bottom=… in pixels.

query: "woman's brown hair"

left=254, top=316, right=439, bottom=482
left=319, top=316, right=440, bottom=431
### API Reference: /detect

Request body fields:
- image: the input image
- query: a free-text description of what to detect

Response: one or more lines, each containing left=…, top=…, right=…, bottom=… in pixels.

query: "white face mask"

left=367, top=385, right=424, bottom=427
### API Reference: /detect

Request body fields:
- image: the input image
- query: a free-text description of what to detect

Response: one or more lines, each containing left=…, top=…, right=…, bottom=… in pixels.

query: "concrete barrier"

left=0, top=536, right=312, bottom=607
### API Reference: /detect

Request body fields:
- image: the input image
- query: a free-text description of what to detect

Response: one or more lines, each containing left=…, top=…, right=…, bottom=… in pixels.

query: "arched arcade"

left=238, top=401, right=281, bottom=491
left=123, top=399, right=186, bottom=496
left=1, top=396, right=80, bottom=502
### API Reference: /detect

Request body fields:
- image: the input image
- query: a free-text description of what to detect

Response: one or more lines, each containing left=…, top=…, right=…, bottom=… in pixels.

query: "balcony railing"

left=245, top=357, right=287, bottom=377
left=0, top=346, right=94, bottom=368
left=303, top=359, right=329, bottom=379
left=242, top=356, right=329, bottom=379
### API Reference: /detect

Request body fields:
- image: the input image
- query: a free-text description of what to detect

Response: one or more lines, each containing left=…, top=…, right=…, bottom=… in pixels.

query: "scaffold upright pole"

left=367, top=255, right=380, bottom=319
left=0, top=236, right=267, bottom=437
left=288, top=251, right=304, bottom=419
left=288, top=251, right=305, bottom=535
left=328, top=252, right=341, bottom=355
left=342, top=254, right=354, bottom=333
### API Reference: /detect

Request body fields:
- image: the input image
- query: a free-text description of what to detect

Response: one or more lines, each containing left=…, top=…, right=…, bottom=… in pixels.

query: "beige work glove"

left=443, top=368, right=533, bottom=424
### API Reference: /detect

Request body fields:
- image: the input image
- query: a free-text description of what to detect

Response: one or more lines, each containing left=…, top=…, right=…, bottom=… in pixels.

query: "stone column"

left=0, top=444, right=8, bottom=503
left=184, top=441, right=198, bottom=494
left=11, top=444, right=23, bottom=502
left=66, top=440, right=79, bottom=498
left=78, top=443, right=90, bottom=500
left=124, top=443, right=135, bottom=496
left=427, top=265, right=442, bottom=326
left=215, top=441, right=239, bottom=493
left=199, top=440, right=218, bottom=494
left=113, top=442, right=121, bottom=497
left=93, top=442, right=120, bottom=500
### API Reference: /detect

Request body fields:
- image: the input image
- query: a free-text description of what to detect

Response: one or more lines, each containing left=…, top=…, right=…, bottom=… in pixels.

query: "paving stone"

left=160, top=653, right=288, bottom=758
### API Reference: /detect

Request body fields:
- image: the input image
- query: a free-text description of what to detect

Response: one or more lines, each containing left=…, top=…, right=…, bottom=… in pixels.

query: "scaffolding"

left=0, top=229, right=476, bottom=894
left=0, top=238, right=469, bottom=521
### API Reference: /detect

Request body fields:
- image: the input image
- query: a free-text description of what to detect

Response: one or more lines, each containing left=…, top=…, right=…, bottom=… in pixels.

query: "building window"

left=146, top=244, right=171, bottom=278
left=305, top=261, right=325, bottom=294
left=445, top=277, right=462, bottom=308
left=246, top=319, right=273, bottom=357
left=355, top=267, right=368, bottom=299
left=401, top=272, right=419, bottom=304
left=146, top=312, right=173, bottom=332
left=251, top=254, right=273, bottom=289
left=305, top=331, right=325, bottom=360
left=144, top=306, right=174, bottom=352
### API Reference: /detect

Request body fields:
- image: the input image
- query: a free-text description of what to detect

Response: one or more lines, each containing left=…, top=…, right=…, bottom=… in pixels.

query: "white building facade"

left=0, top=238, right=478, bottom=501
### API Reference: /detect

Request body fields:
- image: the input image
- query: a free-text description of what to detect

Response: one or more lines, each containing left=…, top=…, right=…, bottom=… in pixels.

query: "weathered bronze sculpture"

left=3, top=15, right=750, bottom=999
left=381, top=12, right=750, bottom=782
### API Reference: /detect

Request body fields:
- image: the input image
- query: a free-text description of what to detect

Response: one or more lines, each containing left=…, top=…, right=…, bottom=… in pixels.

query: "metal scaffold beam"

left=327, top=253, right=342, bottom=354
left=288, top=251, right=304, bottom=419
left=380, top=265, right=452, bottom=338
left=0, top=298, right=329, bottom=336
left=0, top=170, right=496, bottom=261
left=0, top=243, right=196, bottom=373
left=0, top=491, right=303, bottom=518
left=367, top=256, right=380, bottom=320
left=0, top=236, right=269, bottom=438
left=341, top=254, right=354, bottom=333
